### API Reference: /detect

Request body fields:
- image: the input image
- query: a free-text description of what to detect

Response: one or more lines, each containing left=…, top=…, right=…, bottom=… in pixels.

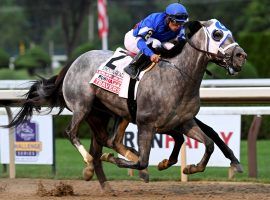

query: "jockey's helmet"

left=165, top=3, right=188, bottom=23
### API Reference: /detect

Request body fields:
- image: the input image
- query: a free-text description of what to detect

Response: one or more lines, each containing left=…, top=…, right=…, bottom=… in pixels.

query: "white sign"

left=0, top=115, right=53, bottom=164
left=123, top=115, right=241, bottom=167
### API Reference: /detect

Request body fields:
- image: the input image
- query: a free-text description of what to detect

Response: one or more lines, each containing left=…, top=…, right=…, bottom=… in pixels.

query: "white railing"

left=201, top=79, right=270, bottom=87
left=1, top=79, right=270, bottom=103
left=0, top=80, right=32, bottom=89
left=1, top=87, right=270, bottom=102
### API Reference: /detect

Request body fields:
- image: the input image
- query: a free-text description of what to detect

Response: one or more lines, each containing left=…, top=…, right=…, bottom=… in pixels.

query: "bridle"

left=184, top=22, right=239, bottom=72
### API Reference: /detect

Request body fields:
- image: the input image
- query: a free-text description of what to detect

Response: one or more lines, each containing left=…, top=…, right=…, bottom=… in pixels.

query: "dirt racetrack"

left=0, top=178, right=270, bottom=200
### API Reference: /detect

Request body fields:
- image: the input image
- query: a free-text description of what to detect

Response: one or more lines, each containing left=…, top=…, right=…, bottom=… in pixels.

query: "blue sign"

left=15, top=121, right=39, bottom=157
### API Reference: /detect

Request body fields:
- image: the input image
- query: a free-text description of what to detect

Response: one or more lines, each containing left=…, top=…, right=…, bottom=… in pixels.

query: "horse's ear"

left=200, top=20, right=212, bottom=27
left=184, top=21, right=202, bottom=39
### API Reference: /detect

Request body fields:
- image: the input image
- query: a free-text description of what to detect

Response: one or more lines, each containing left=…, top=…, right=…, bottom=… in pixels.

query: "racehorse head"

left=185, top=19, right=247, bottom=75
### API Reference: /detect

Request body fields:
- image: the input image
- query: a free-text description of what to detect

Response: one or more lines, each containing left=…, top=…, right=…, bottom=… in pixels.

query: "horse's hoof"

left=100, top=153, right=114, bottom=162
left=139, top=170, right=149, bottom=183
left=231, top=163, right=244, bottom=173
left=101, top=181, right=115, bottom=194
left=157, top=159, right=169, bottom=171
left=183, top=164, right=204, bottom=174
left=83, top=165, right=94, bottom=181
left=183, top=165, right=191, bottom=174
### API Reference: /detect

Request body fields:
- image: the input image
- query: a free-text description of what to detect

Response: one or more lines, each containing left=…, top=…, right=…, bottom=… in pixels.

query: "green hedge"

left=53, top=116, right=91, bottom=138
left=241, top=115, right=270, bottom=139
left=15, top=54, right=39, bottom=70
left=14, top=46, right=51, bottom=74
left=238, top=31, right=270, bottom=78
left=0, top=68, right=31, bottom=80
left=0, top=49, right=10, bottom=68
left=53, top=115, right=116, bottom=139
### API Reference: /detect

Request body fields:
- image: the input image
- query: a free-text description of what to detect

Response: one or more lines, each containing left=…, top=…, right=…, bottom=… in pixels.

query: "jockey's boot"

left=124, top=52, right=150, bottom=79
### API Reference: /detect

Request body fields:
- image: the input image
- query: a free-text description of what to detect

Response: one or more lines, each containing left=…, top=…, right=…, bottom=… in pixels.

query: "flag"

left=97, top=0, right=108, bottom=39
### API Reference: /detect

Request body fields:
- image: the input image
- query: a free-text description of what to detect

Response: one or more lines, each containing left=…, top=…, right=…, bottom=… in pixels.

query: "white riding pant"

left=124, top=29, right=162, bottom=55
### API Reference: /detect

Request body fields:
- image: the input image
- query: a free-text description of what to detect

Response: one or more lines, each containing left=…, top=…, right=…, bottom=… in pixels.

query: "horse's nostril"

left=236, top=53, right=242, bottom=57
left=236, top=52, right=247, bottom=59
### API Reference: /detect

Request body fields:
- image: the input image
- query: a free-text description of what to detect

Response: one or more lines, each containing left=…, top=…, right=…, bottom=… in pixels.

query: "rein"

left=185, top=30, right=220, bottom=58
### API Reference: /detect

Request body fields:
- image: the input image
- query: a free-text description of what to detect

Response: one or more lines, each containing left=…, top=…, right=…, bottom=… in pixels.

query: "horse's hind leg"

left=66, top=111, right=94, bottom=180
left=107, top=120, right=184, bottom=172
left=100, top=124, right=154, bottom=170
left=105, top=118, right=139, bottom=161
left=194, top=117, right=243, bottom=173
left=101, top=118, right=149, bottom=182
left=181, top=120, right=214, bottom=174
left=157, top=129, right=185, bottom=171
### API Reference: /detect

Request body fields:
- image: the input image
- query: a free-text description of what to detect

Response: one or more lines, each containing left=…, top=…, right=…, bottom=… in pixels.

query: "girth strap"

left=127, top=78, right=137, bottom=123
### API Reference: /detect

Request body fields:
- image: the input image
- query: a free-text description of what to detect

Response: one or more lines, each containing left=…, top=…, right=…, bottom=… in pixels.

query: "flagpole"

left=102, top=35, right=108, bottom=50
left=98, top=0, right=109, bottom=50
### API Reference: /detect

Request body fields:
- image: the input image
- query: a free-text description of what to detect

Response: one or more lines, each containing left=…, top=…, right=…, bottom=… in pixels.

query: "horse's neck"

left=173, top=31, right=208, bottom=90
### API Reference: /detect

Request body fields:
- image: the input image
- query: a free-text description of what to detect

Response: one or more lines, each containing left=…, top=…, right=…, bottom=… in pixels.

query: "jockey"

left=124, top=3, right=189, bottom=79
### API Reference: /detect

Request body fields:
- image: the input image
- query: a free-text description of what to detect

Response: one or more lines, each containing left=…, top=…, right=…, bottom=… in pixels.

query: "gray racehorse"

left=4, top=19, right=246, bottom=191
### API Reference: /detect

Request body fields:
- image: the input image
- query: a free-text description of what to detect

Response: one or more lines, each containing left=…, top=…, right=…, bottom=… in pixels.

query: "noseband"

left=184, top=22, right=239, bottom=71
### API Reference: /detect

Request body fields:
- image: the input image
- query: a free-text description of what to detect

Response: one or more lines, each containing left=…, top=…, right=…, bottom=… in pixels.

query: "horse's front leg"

left=194, top=117, right=243, bottom=173
left=182, top=120, right=214, bottom=174
left=89, top=133, right=113, bottom=193
left=157, top=129, right=185, bottom=171
left=86, top=114, right=113, bottom=193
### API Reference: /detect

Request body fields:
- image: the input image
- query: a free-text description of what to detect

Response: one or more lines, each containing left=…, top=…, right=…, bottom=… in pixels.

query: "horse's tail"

left=3, top=61, right=73, bottom=128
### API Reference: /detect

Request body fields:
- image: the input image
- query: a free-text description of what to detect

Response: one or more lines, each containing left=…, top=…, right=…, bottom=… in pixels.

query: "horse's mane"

left=153, top=21, right=202, bottom=58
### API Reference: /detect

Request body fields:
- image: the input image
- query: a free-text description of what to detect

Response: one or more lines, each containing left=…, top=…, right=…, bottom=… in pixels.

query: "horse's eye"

left=212, top=29, right=224, bottom=41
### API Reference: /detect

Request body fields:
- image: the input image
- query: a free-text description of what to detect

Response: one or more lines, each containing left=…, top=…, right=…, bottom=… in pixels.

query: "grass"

left=0, top=139, right=269, bottom=183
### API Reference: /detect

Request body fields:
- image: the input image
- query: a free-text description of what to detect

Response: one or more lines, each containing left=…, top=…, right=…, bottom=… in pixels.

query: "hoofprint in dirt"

left=0, top=179, right=270, bottom=200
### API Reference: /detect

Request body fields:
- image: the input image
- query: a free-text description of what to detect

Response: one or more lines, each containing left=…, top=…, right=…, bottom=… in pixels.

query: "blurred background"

left=0, top=0, right=269, bottom=139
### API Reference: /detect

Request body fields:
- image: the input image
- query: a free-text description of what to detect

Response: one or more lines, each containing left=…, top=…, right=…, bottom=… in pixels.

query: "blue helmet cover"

left=165, top=3, right=188, bottom=22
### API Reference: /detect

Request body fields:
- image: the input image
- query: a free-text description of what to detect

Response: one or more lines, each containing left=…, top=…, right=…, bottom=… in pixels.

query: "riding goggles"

left=170, top=13, right=189, bottom=22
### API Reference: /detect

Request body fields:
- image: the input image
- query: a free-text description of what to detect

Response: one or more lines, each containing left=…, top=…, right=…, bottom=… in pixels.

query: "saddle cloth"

left=89, top=47, right=147, bottom=99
